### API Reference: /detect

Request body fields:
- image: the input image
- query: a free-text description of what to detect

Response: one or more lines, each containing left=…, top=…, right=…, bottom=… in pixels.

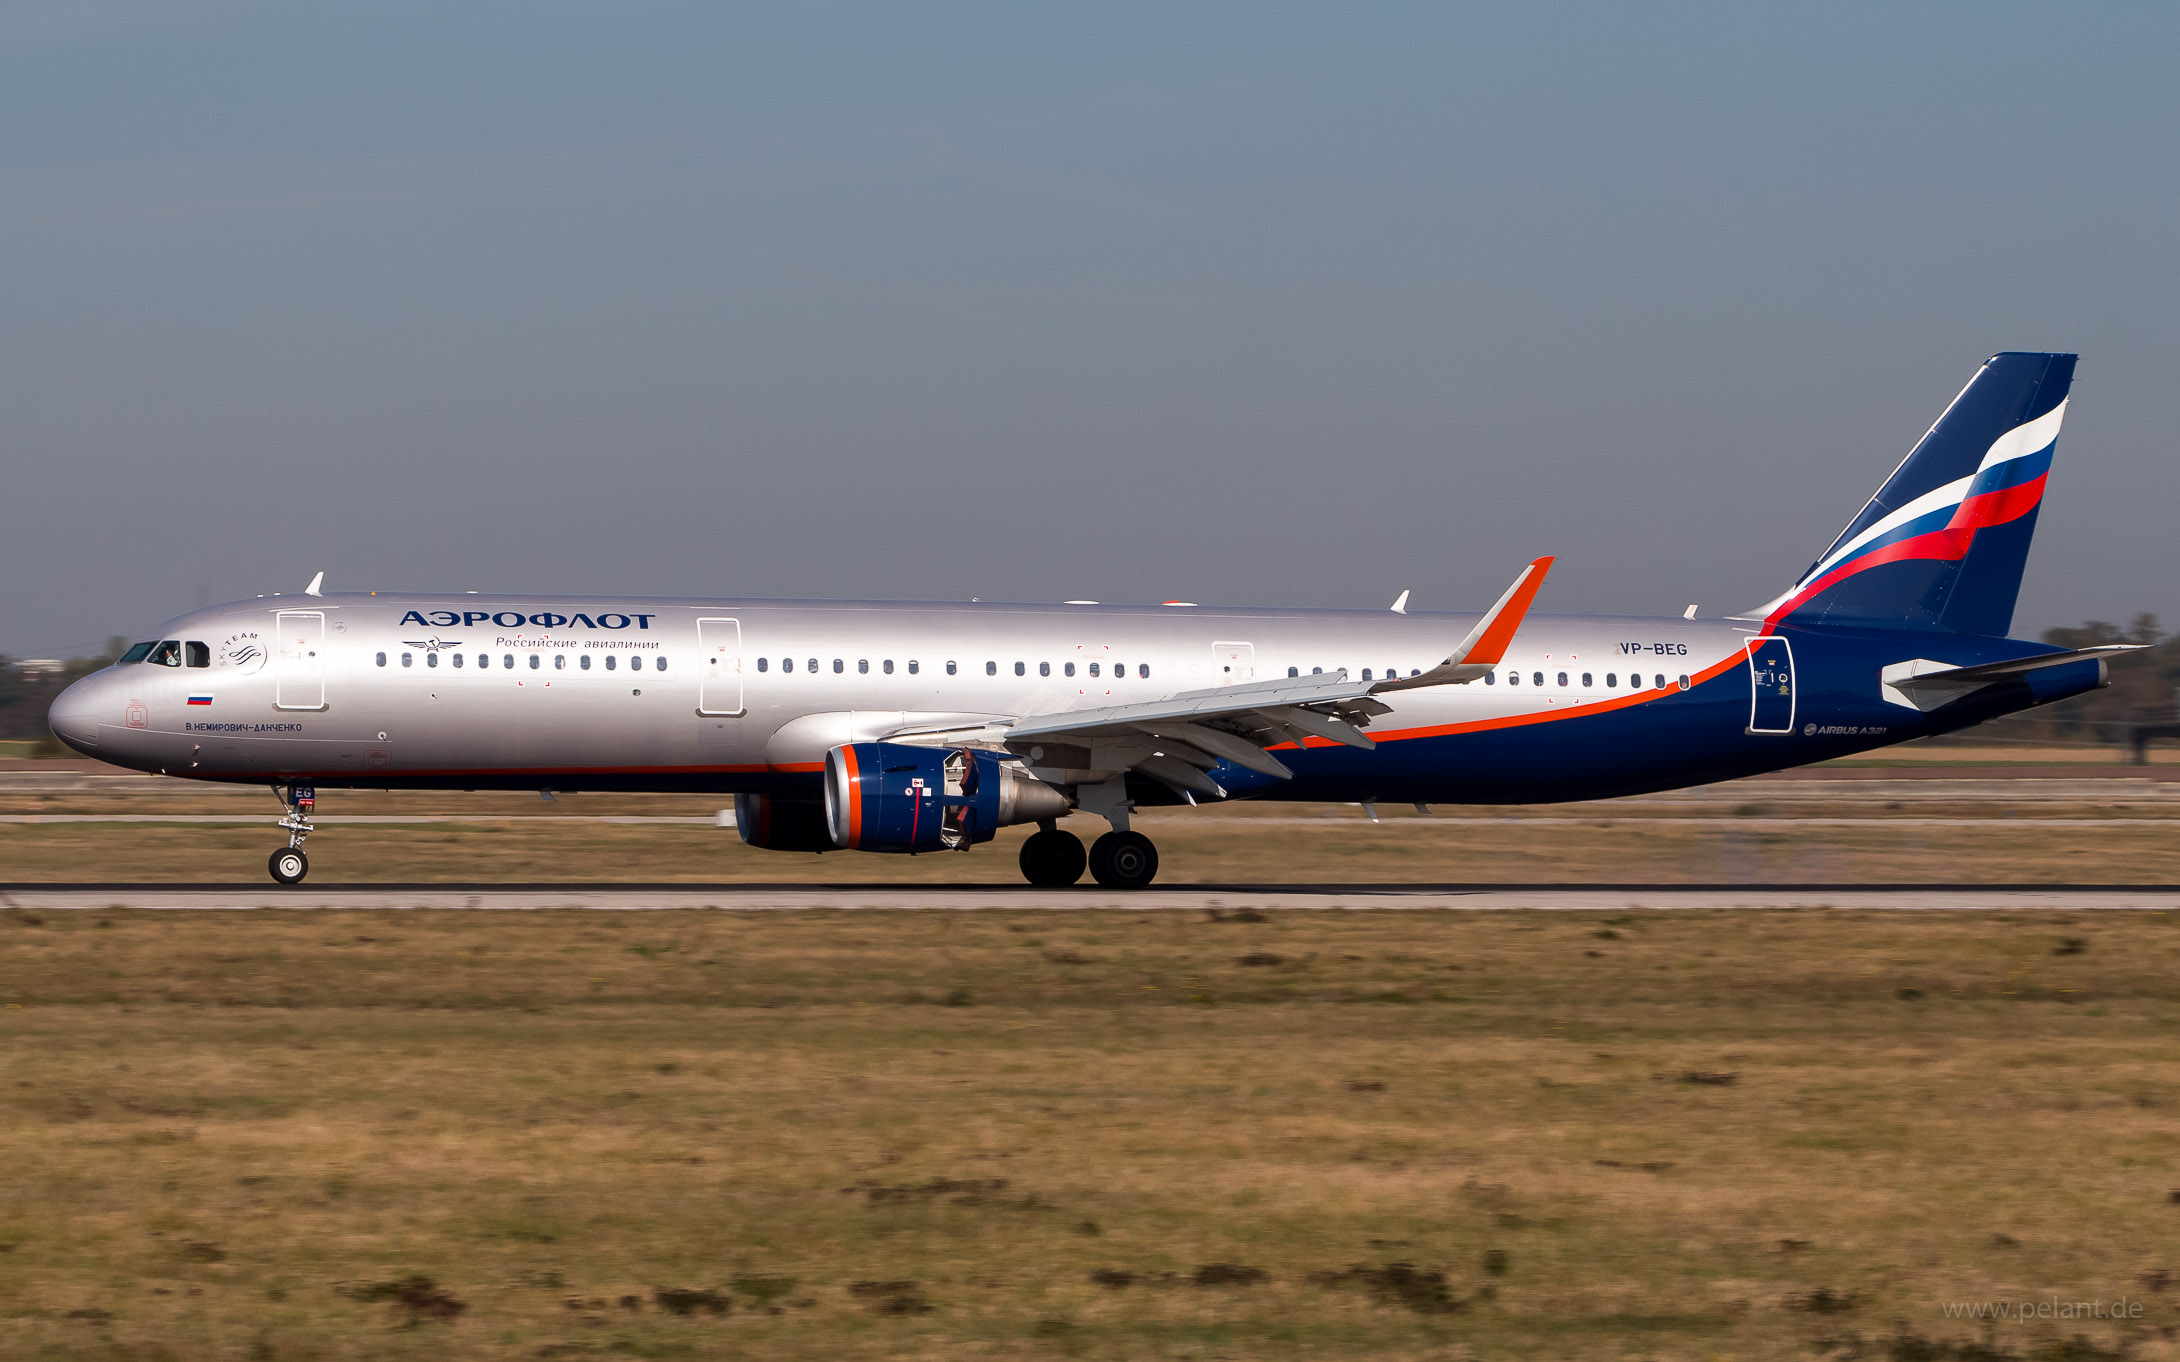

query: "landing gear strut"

left=269, top=783, right=315, bottom=885
left=1018, top=827, right=1087, bottom=887
left=1088, top=830, right=1158, bottom=889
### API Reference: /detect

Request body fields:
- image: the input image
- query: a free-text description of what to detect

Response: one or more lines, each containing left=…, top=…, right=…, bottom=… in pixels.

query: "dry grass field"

left=4, top=906, right=2180, bottom=1360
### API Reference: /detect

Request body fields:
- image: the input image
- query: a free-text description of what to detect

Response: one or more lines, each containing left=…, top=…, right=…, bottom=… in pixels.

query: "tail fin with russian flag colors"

left=1752, top=352, right=2075, bottom=636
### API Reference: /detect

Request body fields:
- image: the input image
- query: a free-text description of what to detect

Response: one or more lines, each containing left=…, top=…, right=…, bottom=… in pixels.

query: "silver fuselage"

left=51, top=592, right=1754, bottom=799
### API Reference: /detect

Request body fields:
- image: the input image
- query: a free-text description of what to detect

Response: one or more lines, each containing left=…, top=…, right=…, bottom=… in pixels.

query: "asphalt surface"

left=5, top=883, right=2179, bottom=911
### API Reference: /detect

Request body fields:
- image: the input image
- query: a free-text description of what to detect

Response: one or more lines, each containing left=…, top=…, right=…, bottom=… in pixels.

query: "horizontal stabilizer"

left=1880, top=645, right=2140, bottom=712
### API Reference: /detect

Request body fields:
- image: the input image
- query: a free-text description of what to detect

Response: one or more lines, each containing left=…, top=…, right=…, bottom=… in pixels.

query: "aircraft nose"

left=47, top=673, right=107, bottom=754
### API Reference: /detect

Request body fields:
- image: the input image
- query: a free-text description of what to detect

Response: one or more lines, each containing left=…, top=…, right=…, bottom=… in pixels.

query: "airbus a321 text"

left=50, top=352, right=2131, bottom=888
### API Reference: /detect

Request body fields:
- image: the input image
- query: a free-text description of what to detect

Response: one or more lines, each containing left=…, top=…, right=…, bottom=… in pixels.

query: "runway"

left=5, top=883, right=2179, bottom=911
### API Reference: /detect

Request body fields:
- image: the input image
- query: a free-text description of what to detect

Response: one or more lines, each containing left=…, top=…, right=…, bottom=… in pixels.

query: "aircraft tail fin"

left=1752, top=351, right=2075, bottom=636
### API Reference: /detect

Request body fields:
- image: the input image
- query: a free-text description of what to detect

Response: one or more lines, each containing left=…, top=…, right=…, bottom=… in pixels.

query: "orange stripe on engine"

left=841, top=744, right=863, bottom=848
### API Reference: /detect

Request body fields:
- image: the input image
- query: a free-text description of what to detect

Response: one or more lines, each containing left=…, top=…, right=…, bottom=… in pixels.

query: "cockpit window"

left=185, top=641, right=210, bottom=668
left=147, top=641, right=182, bottom=667
left=120, top=642, right=156, bottom=664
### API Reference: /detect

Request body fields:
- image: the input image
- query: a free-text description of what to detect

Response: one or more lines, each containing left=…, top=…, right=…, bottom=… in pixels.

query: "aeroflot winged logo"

left=398, top=609, right=658, bottom=630
left=404, top=636, right=463, bottom=652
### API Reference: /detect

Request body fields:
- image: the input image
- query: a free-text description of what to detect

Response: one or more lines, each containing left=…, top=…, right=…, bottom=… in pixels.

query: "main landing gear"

left=1088, top=830, right=1158, bottom=889
left=1015, top=825, right=1160, bottom=890
left=1018, top=827, right=1087, bottom=887
left=268, top=783, right=315, bottom=885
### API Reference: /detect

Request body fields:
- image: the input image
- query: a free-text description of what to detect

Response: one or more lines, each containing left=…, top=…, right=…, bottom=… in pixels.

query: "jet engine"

left=823, top=743, right=1070, bottom=853
left=733, top=795, right=837, bottom=853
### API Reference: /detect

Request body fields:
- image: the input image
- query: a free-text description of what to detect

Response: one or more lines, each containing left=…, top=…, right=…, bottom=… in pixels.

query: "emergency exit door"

left=697, top=618, right=744, bottom=717
left=1744, top=635, right=1795, bottom=734
left=1212, top=641, right=1255, bottom=686
left=273, top=610, right=326, bottom=711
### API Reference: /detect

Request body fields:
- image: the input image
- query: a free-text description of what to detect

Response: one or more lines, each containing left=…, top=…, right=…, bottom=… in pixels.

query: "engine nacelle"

left=823, top=743, right=1069, bottom=853
left=733, top=795, right=836, bottom=853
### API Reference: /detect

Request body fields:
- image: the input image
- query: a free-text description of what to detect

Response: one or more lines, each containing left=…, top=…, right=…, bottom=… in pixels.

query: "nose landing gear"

left=269, top=783, right=315, bottom=885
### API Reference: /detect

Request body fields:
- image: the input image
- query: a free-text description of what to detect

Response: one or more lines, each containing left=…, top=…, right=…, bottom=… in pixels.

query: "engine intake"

left=824, top=743, right=1069, bottom=853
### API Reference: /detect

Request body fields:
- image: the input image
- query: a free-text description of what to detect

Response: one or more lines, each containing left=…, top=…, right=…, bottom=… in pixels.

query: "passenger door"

left=273, top=611, right=326, bottom=711
left=697, top=618, right=745, bottom=717
left=1212, top=641, right=1255, bottom=687
left=1744, top=635, right=1795, bottom=734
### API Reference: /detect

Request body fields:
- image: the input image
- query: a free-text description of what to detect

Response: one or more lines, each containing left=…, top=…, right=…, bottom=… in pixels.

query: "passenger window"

left=1361, top=669, right=1373, bottom=681
left=1066, top=662, right=1076, bottom=677
left=985, top=661, right=996, bottom=676
left=503, top=654, right=514, bottom=669
left=883, top=660, right=894, bottom=674
left=606, top=655, right=617, bottom=671
left=946, top=661, right=957, bottom=675
left=581, top=655, right=591, bottom=671
left=1139, top=665, right=1149, bottom=678
left=1112, top=662, right=1123, bottom=677
left=758, top=657, right=769, bottom=672
left=376, top=652, right=387, bottom=667
left=528, top=654, right=538, bottom=669
left=148, top=641, right=182, bottom=667
left=121, top=642, right=156, bottom=664
left=453, top=653, right=465, bottom=668
left=631, top=655, right=642, bottom=671
left=1655, top=673, right=1666, bottom=689
left=807, top=658, right=818, bottom=673
left=1088, top=662, right=1100, bottom=678
left=1581, top=672, right=1592, bottom=687
left=1038, top=661, right=1049, bottom=677
left=402, top=653, right=413, bottom=667
left=858, top=659, right=868, bottom=674
left=475, top=654, right=486, bottom=669
left=185, top=641, right=210, bottom=668
left=1288, top=666, right=1298, bottom=678
left=1507, top=672, right=1518, bottom=685
left=1014, top=661, right=1025, bottom=676
left=780, top=657, right=791, bottom=672
left=1606, top=673, right=1617, bottom=688
left=427, top=652, right=439, bottom=668
left=832, top=659, right=843, bottom=674
left=1484, top=671, right=1495, bottom=685
left=908, top=660, right=919, bottom=675
left=1533, top=672, right=1544, bottom=686
left=1678, top=674, right=1691, bottom=690
left=1557, top=672, right=1567, bottom=687
left=556, top=655, right=566, bottom=670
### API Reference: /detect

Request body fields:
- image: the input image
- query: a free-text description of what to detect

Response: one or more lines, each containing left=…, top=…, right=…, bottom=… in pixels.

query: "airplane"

left=47, top=351, right=2134, bottom=888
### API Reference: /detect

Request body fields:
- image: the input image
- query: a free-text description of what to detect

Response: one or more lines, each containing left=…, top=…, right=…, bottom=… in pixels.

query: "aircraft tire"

left=1087, top=831, right=1158, bottom=890
left=1018, top=829, right=1087, bottom=887
left=268, top=848, right=309, bottom=886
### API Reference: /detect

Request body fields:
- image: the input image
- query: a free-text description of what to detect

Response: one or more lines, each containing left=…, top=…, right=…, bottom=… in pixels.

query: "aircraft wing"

left=887, top=557, right=1554, bottom=801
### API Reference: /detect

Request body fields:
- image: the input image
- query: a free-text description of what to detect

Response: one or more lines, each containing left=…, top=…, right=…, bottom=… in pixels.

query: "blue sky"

left=5, top=2, right=2177, bottom=655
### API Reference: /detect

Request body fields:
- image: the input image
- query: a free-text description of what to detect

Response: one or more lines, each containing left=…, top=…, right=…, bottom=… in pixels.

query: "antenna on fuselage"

left=304, top=571, right=325, bottom=597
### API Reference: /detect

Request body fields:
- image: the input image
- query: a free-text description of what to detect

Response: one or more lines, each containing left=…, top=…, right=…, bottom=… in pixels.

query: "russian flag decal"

left=187, top=694, right=214, bottom=706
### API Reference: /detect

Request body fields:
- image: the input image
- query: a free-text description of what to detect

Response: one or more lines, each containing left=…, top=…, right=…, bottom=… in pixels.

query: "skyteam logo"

left=1759, top=400, right=2064, bottom=627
